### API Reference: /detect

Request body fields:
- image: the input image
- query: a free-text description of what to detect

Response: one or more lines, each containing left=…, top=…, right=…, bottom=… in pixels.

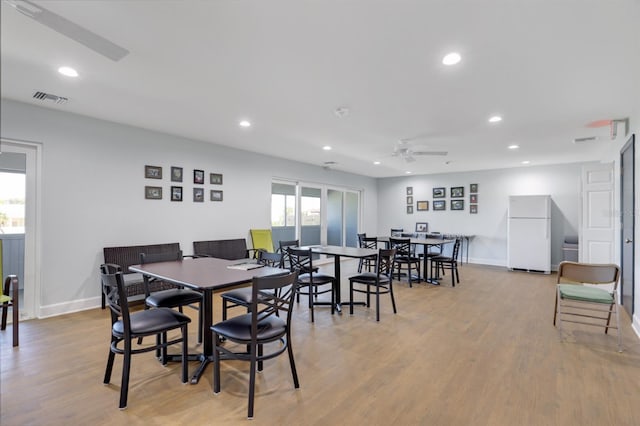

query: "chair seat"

left=558, top=284, right=614, bottom=304
left=146, top=288, right=202, bottom=308
left=297, top=273, right=335, bottom=285
left=0, top=295, right=11, bottom=303
left=395, top=255, right=420, bottom=263
left=212, top=313, right=286, bottom=342
left=113, top=308, right=191, bottom=337
left=349, top=272, right=391, bottom=285
left=221, top=288, right=274, bottom=305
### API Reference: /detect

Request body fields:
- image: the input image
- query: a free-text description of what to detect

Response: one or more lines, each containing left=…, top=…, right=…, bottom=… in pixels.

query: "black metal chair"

left=220, top=250, right=284, bottom=320
left=349, top=248, right=397, bottom=321
left=430, top=237, right=462, bottom=286
left=212, top=271, right=300, bottom=419
left=100, top=264, right=190, bottom=410
left=287, top=247, right=336, bottom=322
left=1, top=275, right=19, bottom=347
left=140, top=250, right=203, bottom=343
left=358, top=236, right=379, bottom=272
left=389, top=237, right=421, bottom=287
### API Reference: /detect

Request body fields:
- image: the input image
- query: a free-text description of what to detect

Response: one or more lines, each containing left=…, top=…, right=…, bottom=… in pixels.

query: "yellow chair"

left=553, top=261, right=621, bottom=352
left=249, top=229, right=275, bottom=254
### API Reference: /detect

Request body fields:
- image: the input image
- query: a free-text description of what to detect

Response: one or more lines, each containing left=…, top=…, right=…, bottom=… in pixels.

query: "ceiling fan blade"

left=404, top=155, right=416, bottom=163
left=6, top=0, right=129, bottom=61
left=412, top=151, right=448, bottom=156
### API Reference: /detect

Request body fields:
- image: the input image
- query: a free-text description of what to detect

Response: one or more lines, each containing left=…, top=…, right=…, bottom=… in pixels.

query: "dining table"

left=129, top=256, right=286, bottom=384
left=377, top=236, right=455, bottom=284
left=301, top=245, right=378, bottom=312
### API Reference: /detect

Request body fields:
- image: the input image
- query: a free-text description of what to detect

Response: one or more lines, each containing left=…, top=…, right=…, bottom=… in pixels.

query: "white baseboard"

left=39, top=296, right=101, bottom=318
left=633, top=313, right=640, bottom=340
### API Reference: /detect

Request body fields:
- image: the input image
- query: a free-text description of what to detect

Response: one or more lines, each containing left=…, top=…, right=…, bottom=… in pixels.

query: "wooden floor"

left=2, top=261, right=640, bottom=425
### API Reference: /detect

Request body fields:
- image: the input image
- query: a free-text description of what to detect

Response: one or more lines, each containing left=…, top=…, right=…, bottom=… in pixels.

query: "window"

left=0, top=172, right=26, bottom=234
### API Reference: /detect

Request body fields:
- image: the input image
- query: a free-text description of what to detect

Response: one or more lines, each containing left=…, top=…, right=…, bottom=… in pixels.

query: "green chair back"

left=250, top=229, right=275, bottom=253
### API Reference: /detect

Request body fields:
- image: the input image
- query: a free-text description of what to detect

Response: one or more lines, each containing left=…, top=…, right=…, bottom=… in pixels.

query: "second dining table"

left=377, top=236, right=455, bottom=284
left=129, top=256, right=286, bottom=384
left=300, top=245, right=378, bottom=312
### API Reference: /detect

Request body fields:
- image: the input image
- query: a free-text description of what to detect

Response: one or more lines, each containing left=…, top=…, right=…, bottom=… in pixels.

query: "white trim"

left=39, top=297, right=101, bottom=319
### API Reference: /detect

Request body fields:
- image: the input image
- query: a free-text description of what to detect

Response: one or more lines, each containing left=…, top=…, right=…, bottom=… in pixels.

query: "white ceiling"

left=2, top=0, right=639, bottom=178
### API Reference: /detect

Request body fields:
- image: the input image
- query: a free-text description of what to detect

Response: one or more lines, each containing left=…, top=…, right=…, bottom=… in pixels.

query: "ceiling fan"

left=4, top=0, right=129, bottom=61
left=391, top=138, right=448, bottom=163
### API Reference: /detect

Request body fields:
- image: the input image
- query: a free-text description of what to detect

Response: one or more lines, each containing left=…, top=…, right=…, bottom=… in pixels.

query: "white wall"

left=0, top=99, right=377, bottom=315
left=377, top=164, right=593, bottom=268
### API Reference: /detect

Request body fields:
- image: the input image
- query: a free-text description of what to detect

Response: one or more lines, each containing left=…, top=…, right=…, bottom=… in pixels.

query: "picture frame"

left=433, top=187, right=445, bottom=198
left=144, top=186, right=162, bottom=200
left=415, top=222, right=428, bottom=232
left=406, top=205, right=413, bottom=214
left=210, top=173, right=223, bottom=185
left=170, top=186, right=182, bottom=201
left=193, top=169, right=205, bottom=184
left=417, top=200, right=429, bottom=211
left=451, top=186, right=464, bottom=198
left=433, top=200, right=446, bottom=210
left=407, top=196, right=413, bottom=205
left=145, top=165, right=162, bottom=179
left=171, top=166, right=183, bottom=182
left=193, top=187, right=204, bottom=202
left=451, top=199, right=464, bottom=210
left=470, top=183, right=478, bottom=193
left=470, top=194, right=478, bottom=203
left=470, top=204, right=478, bottom=214
left=210, top=190, right=223, bottom=202
left=406, top=186, right=413, bottom=195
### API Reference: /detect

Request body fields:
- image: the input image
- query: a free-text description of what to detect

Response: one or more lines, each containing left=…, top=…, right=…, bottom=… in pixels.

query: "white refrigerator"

left=507, top=195, right=551, bottom=273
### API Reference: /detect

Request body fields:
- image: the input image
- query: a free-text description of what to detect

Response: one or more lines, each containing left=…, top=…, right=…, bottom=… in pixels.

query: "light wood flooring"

left=2, top=261, right=640, bottom=425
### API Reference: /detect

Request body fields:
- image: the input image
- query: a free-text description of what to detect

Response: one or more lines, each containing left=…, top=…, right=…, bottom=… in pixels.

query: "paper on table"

left=226, top=262, right=265, bottom=270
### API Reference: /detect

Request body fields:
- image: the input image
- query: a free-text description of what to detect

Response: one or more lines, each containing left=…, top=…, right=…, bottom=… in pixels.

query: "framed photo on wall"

left=417, top=200, right=429, bottom=211
left=144, top=186, right=162, bottom=199
left=210, top=190, right=223, bottom=201
left=406, top=186, right=413, bottom=195
left=451, top=186, right=464, bottom=198
left=407, top=196, right=413, bottom=205
left=470, top=194, right=478, bottom=203
left=145, top=165, right=162, bottom=179
left=470, top=183, right=478, bottom=193
left=210, top=173, right=223, bottom=185
left=433, top=187, right=445, bottom=198
left=433, top=200, right=446, bottom=210
left=407, top=205, right=414, bottom=214
left=415, top=222, right=428, bottom=232
left=193, top=187, right=204, bottom=202
left=170, top=186, right=182, bottom=201
left=193, top=169, right=205, bottom=184
left=470, top=204, right=478, bottom=214
left=451, top=199, right=464, bottom=210
left=171, top=166, right=183, bottom=182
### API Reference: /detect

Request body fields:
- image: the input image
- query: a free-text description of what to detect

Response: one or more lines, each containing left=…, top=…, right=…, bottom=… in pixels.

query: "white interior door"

left=580, top=163, right=615, bottom=263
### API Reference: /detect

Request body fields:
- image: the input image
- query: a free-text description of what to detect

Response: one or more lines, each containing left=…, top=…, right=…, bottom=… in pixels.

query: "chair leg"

left=375, top=286, right=380, bottom=321
left=389, top=282, right=397, bottom=314
left=286, top=333, right=300, bottom=388
left=258, top=344, right=264, bottom=371
left=104, top=346, right=116, bottom=384
left=248, top=351, right=257, bottom=419
left=308, top=286, right=314, bottom=323
left=1, top=302, right=7, bottom=330
left=349, top=280, right=354, bottom=315
left=181, top=325, right=189, bottom=383
left=120, top=342, right=132, bottom=409
left=553, top=291, right=558, bottom=325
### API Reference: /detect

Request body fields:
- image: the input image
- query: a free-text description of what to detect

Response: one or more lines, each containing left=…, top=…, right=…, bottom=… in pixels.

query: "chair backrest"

left=557, top=261, right=620, bottom=288
left=257, top=250, right=283, bottom=267
left=193, top=239, right=249, bottom=260
left=278, top=239, right=300, bottom=268
left=449, top=238, right=462, bottom=261
left=250, top=229, right=275, bottom=253
left=376, top=248, right=396, bottom=278
left=357, top=233, right=366, bottom=246
left=100, top=263, right=131, bottom=331
left=390, top=228, right=404, bottom=237
left=286, top=247, right=314, bottom=274
left=140, top=249, right=183, bottom=264
left=389, top=237, right=412, bottom=257
left=362, top=236, right=378, bottom=250
left=250, top=271, right=299, bottom=339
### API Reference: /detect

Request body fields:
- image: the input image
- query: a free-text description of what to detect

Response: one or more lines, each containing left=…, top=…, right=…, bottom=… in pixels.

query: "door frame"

left=0, top=138, right=42, bottom=320
left=620, top=134, right=635, bottom=317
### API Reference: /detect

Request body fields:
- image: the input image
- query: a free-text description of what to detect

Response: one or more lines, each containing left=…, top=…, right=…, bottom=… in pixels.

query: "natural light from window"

left=0, top=172, right=25, bottom=234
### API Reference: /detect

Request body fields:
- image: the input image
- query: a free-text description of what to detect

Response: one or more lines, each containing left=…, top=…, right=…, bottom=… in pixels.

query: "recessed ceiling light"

left=488, top=115, right=502, bottom=123
left=58, top=66, right=78, bottom=77
left=508, top=144, right=519, bottom=150
left=373, top=161, right=381, bottom=165
left=238, top=120, right=251, bottom=128
left=521, top=160, right=530, bottom=165
left=405, top=171, right=412, bottom=174
left=323, top=146, right=332, bottom=151
left=442, top=52, right=461, bottom=66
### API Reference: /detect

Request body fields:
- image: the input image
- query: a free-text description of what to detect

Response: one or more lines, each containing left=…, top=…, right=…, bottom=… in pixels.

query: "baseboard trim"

left=39, top=296, right=101, bottom=319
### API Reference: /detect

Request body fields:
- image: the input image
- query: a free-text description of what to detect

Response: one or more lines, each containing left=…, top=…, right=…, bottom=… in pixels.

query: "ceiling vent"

left=33, top=91, right=68, bottom=105
left=573, top=136, right=599, bottom=143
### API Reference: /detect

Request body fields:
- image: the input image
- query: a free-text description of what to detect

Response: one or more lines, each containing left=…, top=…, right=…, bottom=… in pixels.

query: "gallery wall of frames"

left=144, top=165, right=224, bottom=202
left=406, top=183, right=478, bottom=214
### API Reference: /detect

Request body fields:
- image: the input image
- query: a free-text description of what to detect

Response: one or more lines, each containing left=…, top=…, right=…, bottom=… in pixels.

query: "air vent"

left=33, top=91, right=68, bottom=105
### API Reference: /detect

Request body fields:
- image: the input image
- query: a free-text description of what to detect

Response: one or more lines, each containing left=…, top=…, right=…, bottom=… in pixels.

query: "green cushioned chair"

left=553, top=261, right=622, bottom=352
left=249, top=229, right=275, bottom=255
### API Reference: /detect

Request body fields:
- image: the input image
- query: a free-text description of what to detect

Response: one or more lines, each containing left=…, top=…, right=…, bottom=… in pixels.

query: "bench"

left=192, top=238, right=255, bottom=260
left=101, top=242, right=182, bottom=308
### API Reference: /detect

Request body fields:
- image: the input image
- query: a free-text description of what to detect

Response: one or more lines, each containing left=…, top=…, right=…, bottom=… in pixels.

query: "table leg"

left=333, top=255, right=342, bottom=313
left=189, top=289, right=213, bottom=384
